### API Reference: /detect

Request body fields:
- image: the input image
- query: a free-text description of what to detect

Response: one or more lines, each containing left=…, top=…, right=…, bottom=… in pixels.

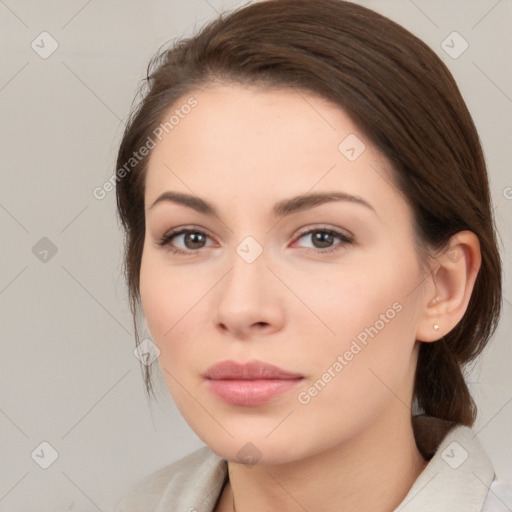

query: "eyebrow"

left=148, top=191, right=376, bottom=217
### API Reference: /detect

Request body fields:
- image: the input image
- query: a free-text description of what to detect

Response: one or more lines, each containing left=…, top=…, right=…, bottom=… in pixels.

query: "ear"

left=416, top=230, right=481, bottom=342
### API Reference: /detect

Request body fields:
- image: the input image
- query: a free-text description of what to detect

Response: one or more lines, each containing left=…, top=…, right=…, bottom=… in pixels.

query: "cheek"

left=289, top=245, right=420, bottom=346
left=290, top=244, right=422, bottom=396
left=140, top=248, right=194, bottom=334
left=292, top=283, right=419, bottom=441
left=139, top=247, right=217, bottom=368
left=139, top=249, right=189, bottom=345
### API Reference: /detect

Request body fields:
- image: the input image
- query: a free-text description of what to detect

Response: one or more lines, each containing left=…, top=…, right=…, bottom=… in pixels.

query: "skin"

left=139, top=83, right=481, bottom=512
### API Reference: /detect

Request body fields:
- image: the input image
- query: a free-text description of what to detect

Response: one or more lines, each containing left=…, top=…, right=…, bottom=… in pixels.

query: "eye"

left=157, top=228, right=214, bottom=254
left=293, top=227, right=353, bottom=254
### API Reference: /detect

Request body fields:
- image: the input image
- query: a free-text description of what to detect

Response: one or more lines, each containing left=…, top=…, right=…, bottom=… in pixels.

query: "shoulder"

left=114, top=446, right=226, bottom=512
left=399, top=416, right=497, bottom=511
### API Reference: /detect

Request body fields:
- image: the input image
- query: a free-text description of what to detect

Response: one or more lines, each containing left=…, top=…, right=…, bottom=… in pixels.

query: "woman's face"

left=140, top=83, right=431, bottom=464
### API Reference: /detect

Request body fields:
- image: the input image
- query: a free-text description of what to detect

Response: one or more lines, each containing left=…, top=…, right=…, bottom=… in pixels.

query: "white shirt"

left=114, top=415, right=510, bottom=511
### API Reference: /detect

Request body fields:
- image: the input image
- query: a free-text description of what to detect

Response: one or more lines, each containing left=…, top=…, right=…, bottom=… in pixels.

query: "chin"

left=208, top=438, right=302, bottom=466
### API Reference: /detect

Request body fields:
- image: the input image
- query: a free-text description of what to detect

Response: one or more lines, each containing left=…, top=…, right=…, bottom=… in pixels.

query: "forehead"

left=144, top=83, right=404, bottom=221
left=154, top=83, right=358, bottom=155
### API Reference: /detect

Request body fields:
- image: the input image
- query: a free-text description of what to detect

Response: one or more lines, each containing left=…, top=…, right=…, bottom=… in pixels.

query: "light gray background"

left=0, top=0, right=511, bottom=510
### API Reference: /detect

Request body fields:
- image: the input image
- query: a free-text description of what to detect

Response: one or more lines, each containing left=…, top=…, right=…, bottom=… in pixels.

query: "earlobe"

left=416, top=231, right=481, bottom=343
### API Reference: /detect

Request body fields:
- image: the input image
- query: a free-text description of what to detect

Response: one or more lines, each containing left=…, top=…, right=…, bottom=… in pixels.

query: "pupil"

left=185, top=232, right=205, bottom=249
left=313, top=232, right=333, bottom=248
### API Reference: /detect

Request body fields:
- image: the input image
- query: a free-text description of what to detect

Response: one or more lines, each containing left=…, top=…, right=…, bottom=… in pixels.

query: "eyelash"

left=293, top=228, right=353, bottom=254
left=156, top=227, right=354, bottom=256
left=157, top=228, right=214, bottom=255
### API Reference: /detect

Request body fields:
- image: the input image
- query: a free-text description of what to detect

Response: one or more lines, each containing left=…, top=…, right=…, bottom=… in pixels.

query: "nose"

left=213, top=247, right=286, bottom=340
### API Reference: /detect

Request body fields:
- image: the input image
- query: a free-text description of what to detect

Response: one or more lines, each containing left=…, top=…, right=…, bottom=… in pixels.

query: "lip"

left=203, top=360, right=304, bottom=406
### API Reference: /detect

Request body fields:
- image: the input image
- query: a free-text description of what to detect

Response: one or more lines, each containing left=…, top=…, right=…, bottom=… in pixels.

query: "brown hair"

left=116, top=0, right=502, bottom=426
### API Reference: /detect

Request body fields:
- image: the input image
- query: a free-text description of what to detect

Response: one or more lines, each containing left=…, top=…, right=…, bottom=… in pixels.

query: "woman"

left=114, top=0, right=505, bottom=510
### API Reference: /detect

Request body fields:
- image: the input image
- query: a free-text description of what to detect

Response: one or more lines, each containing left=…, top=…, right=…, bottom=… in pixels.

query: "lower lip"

left=206, top=378, right=303, bottom=406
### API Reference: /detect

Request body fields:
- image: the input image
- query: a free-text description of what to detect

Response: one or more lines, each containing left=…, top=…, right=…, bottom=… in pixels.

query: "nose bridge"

left=214, top=237, right=284, bottom=335
left=222, top=241, right=269, bottom=305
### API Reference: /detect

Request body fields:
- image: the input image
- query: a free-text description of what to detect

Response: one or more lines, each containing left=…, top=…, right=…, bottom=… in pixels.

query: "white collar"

left=396, top=415, right=495, bottom=511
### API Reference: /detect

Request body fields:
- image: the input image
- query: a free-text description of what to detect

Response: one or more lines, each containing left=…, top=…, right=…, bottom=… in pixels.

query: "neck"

left=219, top=406, right=427, bottom=512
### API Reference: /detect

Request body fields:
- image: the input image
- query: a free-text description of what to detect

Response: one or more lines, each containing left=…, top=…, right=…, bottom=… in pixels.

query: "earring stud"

left=433, top=324, right=440, bottom=331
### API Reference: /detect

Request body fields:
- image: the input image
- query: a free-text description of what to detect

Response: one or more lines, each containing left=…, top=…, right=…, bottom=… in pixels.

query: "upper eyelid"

left=161, top=224, right=349, bottom=237
left=162, top=225, right=216, bottom=239
left=290, top=225, right=355, bottom=248
left=295, top=225, right=352, bottom=238
left=161, top=227, right=217, bottom=245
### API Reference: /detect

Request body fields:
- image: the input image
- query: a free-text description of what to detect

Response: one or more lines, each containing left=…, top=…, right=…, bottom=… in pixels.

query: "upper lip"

left=204, top=360, right=303, bottom=380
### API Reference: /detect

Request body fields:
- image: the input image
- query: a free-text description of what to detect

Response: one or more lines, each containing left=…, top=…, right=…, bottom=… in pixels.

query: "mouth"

left=203, top=360, right=304, bottom=406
